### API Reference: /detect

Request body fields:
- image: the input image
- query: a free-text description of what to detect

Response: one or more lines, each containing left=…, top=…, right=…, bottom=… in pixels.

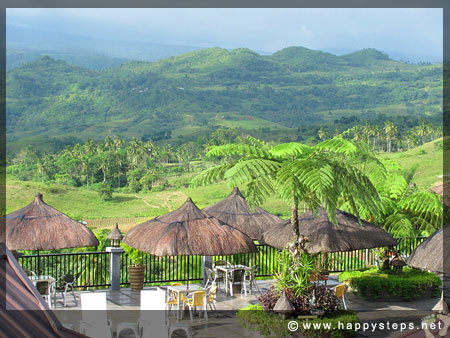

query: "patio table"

left=310, top=279, right=341, bottom=288
left=166, top=284, right=207, bottom=320
left=215, top=264, right=252, bottom=296
left=28, top=275, right=56, bottom=308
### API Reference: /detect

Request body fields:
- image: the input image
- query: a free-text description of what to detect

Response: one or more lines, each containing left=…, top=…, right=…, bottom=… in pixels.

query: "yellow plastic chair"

left=207, top=284, right=218, bottom=315
left=166, top=284, right=184, bottom=313
left=184, top=291, right=207, bottom=321
left=334, top=284, right=348, bottom=310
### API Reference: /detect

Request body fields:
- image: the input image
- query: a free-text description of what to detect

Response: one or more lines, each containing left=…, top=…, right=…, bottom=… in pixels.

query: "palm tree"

left=318, top=128, right=327, bottom=141
left=192, top=137, right=382, bottom=239
left=114, top=135, right=125, bottom=150
left=383, top=121, right=397, bottom=153
left=414, top=122, right=428, bottom=145
left=371, top=125, right=382, bottom=151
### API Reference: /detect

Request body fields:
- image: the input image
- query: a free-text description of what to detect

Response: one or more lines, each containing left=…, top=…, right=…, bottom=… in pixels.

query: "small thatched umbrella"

left=5, top=193, right=99, bottom=274
left=203, top=187, right=285, bottom=240
left=260, top=209, right=396, bottom=253
left=123, top=197, right=257, bottom=286
left=407, top=224, right=450, bottom=274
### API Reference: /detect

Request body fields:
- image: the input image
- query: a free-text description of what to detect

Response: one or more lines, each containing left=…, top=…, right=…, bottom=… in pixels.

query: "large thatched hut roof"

left=203, top=187, right=285, bottom=240
left=260, top=209, right=396, bottom=253
left=407, top=224, right=450, bottom=273
left=123, top=197, right=257, bottom=256
left=5, top=193, right=98, bottom=251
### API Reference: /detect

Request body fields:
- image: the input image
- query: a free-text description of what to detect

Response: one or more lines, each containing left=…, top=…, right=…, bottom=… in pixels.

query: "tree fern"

left=190, top=163, right=235, bottom=187
left=313, top=137, right=358, bottom=155
left=224, top=159, right=280, bottom=186
left=270, top=142, right=312, bottom=159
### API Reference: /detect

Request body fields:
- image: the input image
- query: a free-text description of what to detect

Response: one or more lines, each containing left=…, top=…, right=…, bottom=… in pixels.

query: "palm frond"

left=313, top=137, right=358, bottom=155
left=224, top=159, right=281, bottom=186
left=190, top=163, right=235, bottom=187
left=384, top=213, right=417, bottom=239
left=205, top=144, right=273, bottom=160
left=270, top=142, right=312, bottom=158
left=246, top=175, right=277, bottom=208
left=400, top=191, right=443, bottom=224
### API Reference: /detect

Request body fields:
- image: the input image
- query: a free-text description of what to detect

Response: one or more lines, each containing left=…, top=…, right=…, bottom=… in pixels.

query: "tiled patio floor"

left=51, top=276, right=440, bottom=338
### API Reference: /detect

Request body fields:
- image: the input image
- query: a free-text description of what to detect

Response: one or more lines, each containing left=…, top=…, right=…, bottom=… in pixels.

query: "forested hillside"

left=6, top=46, right=442, bottom=155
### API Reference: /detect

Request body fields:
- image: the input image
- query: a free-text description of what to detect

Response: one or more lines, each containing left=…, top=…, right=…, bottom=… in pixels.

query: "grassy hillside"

left=379, top=138, right=445, bottom=188
left=6, top=179, right=291, bottom=227
left=6, top=139, right=442, bottom=231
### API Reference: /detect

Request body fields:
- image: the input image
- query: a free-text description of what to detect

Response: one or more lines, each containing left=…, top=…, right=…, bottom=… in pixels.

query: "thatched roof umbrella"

left=203, top=187, right=285, bottom=240
left=431, top=181, right=450, bottom=207
left=260, top=209, right=396, bottom=253
left=5, top=193, right=99, bottom=274
left=407, top=224, right=450, bottom=274
left=123, top=197, right=257, bottom=286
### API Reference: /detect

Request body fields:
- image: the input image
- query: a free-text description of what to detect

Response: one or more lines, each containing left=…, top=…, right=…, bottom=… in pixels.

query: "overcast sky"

left=6, top=8, right=443, bottom=61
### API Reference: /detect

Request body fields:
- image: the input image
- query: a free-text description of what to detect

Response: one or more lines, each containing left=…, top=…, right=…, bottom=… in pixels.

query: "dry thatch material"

left=123, top=197, right=257, bottom=256
left=407, top=224, right=450, bottom=273
left=260, top=209, right=396, bottom=253
left=107, top=223, right=123, bottom=241
left=5, top=193, right=99, bottom=251
left=203, top=187, right=285, bottom=240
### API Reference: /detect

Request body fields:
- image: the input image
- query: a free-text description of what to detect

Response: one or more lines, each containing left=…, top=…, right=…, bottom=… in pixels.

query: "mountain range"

left=6, top=45, right=442, bottom=155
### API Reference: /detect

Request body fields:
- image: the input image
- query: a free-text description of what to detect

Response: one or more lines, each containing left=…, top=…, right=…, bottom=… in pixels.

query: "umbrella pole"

left=186, top=255, right=189, bottom=289
left=37, top=250, right=40, bottom=276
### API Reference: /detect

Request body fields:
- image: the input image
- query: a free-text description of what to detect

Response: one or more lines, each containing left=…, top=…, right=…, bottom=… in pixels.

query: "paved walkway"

left=51, top=277, right=440, bottom=337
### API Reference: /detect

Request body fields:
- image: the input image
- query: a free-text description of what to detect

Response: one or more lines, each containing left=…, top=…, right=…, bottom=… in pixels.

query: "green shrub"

left=237, top=304, right=359, bottom=338
left=339, top=267, right=441, bottom=301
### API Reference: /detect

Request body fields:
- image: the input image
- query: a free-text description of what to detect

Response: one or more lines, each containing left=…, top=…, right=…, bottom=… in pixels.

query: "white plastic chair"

left=138, top=288, right=192, bottom=338
left=80, top=292, right=113, bottom=338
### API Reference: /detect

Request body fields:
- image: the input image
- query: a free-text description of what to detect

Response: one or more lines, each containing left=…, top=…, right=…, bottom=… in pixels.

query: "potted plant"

left=123, top=245, right=145, bottom=291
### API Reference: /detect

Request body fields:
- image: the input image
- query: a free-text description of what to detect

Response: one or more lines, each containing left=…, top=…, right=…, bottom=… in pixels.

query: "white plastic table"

left=215, top=264, right=252, bottom=296
left=29, top=275, right=56, bottom=308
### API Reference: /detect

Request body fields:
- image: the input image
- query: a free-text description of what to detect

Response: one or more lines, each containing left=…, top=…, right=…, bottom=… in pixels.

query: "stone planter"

left=129, top=265, right=144, bottom=291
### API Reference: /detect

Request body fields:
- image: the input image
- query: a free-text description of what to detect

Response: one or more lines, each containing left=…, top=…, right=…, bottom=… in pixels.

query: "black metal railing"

left=18, top=251, right=110, bottom=288
left=17, top=237, right=427, bottom=289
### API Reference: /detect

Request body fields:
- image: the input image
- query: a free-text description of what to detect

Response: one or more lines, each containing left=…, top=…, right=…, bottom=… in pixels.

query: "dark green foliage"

left=95, top=182, right=113, bottom=201
left=6, top=47, right=442, bottom=151
left=338, top=267, right=441, bottom=301
left=237, top=304, right=359, bottom=338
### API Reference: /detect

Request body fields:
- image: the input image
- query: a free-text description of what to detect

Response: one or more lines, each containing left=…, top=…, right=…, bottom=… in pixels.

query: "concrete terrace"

left=51, top=276, right=439, bottom=338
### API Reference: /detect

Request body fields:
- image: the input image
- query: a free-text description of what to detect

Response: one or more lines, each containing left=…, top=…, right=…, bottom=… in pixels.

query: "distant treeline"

left=6, top=121, right=442, bottom=199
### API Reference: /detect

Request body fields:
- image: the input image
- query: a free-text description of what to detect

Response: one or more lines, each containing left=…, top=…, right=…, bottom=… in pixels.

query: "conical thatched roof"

left=107, top=223, right=123, bottom=241
left=5, top=193, right=99, bottom=251
left=260, top=209, right=396, bottom=253
left=123, top=198, right=257, bottom=256
left=407, top=224, right=450, bottom=273
left=203, top=187, right=285, bottom=240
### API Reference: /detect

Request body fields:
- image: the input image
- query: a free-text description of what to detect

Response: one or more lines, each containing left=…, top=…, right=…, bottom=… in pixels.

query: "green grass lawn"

left=6, top=139, right=442, bottom=225
left=379, top=138, right=444, bottom=189
left=6, top=178, right=292, bottom=225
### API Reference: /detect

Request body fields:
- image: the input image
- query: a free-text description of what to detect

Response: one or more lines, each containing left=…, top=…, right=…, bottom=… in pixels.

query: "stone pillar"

left=202, top=256, right=213, bottom=284
left=106, top=247, right=124, bottom=290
